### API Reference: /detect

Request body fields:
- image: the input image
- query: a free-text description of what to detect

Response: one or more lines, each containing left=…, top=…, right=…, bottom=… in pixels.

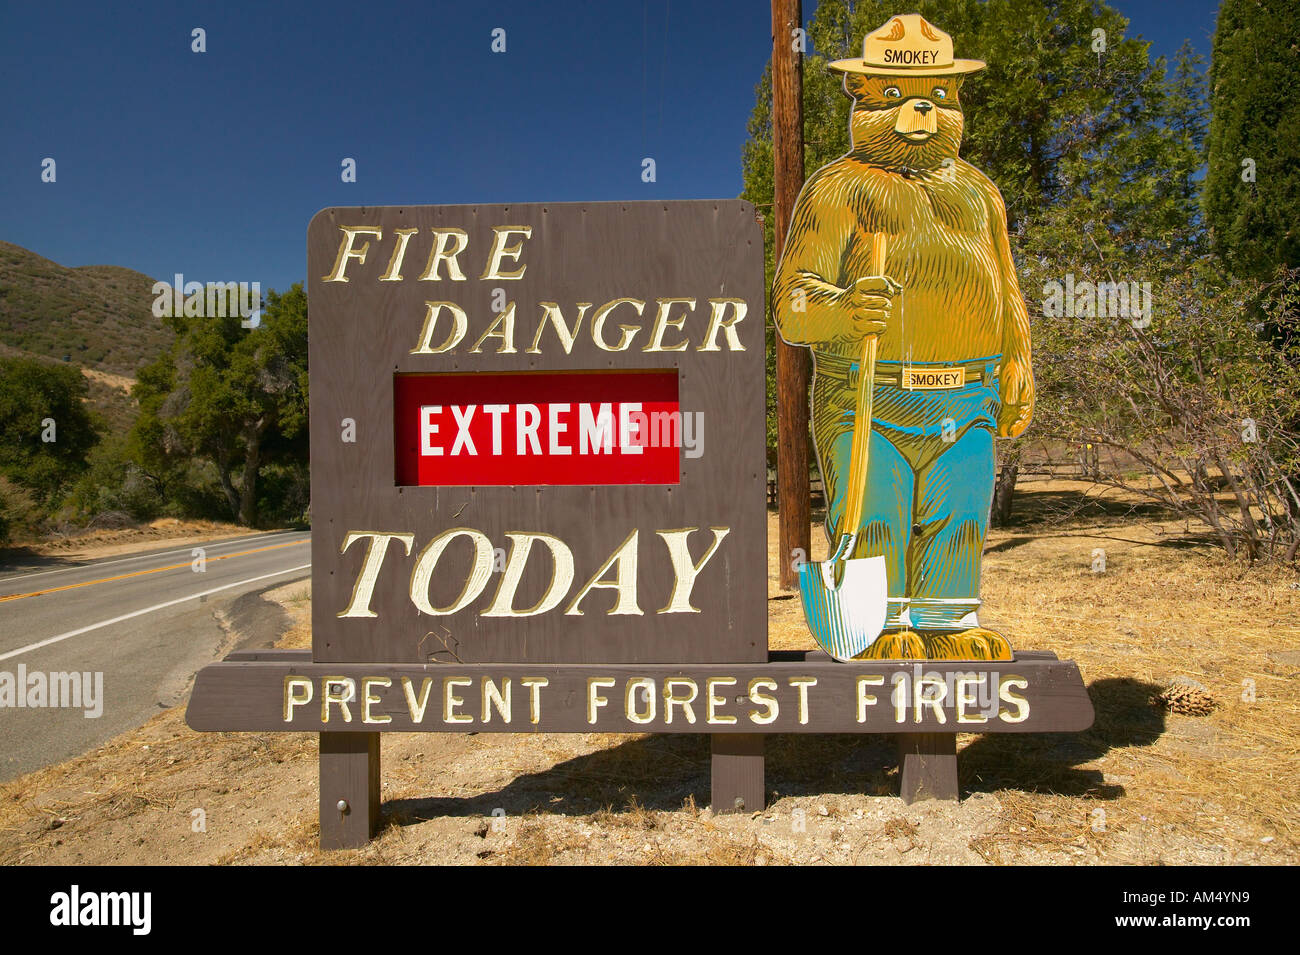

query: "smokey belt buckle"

left=900, top=365, right=965, bottom=390
left=821, top=356, right=996, bottom=390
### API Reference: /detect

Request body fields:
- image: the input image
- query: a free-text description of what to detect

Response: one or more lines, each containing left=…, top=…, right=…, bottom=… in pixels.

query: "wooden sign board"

left=188, top=651, right=1094, bottom=735
left=185, top=196, right=1094, bottom=850
left=305, top=201, right=767, bottom=665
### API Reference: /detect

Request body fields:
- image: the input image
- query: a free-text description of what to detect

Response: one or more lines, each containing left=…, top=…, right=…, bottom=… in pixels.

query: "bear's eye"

left=932, top=87, right=948, bottom=100
left=884, top=86, right=901, bottom=98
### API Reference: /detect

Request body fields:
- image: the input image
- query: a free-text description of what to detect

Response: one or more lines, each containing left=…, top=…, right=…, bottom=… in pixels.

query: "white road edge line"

left=0, top=531, right=305, bottom=585
left=0, top=563, right=312, bottom=663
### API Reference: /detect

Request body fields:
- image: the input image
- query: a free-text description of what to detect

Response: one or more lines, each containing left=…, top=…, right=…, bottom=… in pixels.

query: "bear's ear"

left=842, top=72, right=875, bottom=100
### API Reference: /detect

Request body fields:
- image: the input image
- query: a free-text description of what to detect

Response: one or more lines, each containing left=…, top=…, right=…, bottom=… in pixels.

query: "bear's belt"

left=814, top=352, right=998, bottom=390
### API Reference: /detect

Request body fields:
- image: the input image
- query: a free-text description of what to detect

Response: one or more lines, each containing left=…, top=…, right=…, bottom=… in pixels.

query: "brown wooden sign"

left=184, top=197, right=1095, bottom=850
left=187, top=651, right=1093, bottom=735
left=305, top=201, right=766, bottom=665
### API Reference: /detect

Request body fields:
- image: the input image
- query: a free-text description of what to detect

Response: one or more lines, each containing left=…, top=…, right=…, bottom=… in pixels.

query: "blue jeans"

left=811, top=356, right=1000, bottom=631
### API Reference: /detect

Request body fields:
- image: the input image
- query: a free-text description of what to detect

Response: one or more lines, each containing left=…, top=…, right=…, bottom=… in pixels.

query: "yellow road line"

left=0, top=539, right=308, bottom=603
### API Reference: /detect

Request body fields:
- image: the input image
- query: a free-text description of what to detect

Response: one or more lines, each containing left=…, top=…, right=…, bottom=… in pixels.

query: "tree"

left=743, top=0, right=1181, bottom=248
left=0, top=357, right=100, bottom=506
left=1025, top=248, right=1300, bottom=561
left=129, top=284, right=308, bottom=526
left=742, top=0, right=1212, bottom=523
left=1202, top=0, right=1300, bottom=277
left=1006, top=30, right=1300, bottom=562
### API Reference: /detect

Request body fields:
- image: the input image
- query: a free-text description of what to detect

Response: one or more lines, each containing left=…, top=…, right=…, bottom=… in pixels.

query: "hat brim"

left=828, top=57, right=985, bottom=76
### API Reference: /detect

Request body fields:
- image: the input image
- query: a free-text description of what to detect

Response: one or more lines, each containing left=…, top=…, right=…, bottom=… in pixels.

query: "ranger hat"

left=828, top=14, right=985, bottom=77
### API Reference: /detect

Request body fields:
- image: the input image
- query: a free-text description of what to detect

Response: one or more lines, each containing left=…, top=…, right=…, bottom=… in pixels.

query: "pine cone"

left=1156, top=677, right=1218, bottom=716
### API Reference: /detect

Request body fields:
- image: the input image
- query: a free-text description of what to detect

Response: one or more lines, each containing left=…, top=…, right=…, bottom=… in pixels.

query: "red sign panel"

left=394, top=370, right=681, bottom=486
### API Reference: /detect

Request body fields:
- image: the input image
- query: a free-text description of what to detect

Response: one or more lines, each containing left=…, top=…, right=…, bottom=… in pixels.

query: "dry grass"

left=3, top=517, right=253, bottom=560
left=964, top=484, right=1298, bottom=862
left=1, top=480, right=1296, bottom=865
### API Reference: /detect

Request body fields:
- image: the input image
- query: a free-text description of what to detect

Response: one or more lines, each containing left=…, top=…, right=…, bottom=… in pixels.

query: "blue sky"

left=0, top=0, right=1222, bottom=294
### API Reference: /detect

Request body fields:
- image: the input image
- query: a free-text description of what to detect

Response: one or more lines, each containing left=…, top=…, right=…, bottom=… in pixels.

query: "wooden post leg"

left=320, top=732, right=380, bottom=849
left=711, top=734, right=765, bottom=814
left=897, top=733, right=959, bottom=804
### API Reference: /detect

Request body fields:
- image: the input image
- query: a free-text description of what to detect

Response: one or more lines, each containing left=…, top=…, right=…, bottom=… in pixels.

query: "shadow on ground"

left=960, top=677, right=1166, bottom=799
left=384, top=677, right=1165, bottom=825
left=983, top=536, right=1037, bottom=555
left=385, top=733, right=910, bottom=825
left=1002, top=488, right=1175, bottom=525
left=0, top=547, right=84, bottom=574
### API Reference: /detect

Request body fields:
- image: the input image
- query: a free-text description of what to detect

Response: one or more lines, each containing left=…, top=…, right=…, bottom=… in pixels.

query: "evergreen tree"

left=1203, top=0, right=1300, bottom=276
left=129, top=284, right=308, bottom=526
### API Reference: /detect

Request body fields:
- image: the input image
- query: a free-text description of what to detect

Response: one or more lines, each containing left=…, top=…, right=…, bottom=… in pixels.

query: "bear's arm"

left=771, top=168, right=860, bottom=346
left=979, top=172, right=1035, bottom=437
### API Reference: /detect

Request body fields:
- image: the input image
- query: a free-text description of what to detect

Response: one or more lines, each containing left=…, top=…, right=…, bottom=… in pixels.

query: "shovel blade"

left=798, top=555, right=889, bottom=662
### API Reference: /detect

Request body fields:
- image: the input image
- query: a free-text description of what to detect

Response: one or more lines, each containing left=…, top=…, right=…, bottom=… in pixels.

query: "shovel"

left=798, top=232, right=890, bottom=662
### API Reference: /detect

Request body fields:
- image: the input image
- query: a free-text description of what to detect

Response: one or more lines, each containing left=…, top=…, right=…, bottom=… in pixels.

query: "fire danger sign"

left=306, top=201, right=766, bottom=665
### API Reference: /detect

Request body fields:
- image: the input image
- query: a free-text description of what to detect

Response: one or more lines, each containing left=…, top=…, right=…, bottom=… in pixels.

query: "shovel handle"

left=841, top=233, right=887, bottom=540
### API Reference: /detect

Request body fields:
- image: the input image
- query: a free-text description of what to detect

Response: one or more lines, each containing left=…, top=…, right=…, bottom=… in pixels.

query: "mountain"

left=0, top=241, right=172, bottom=378
left=0, top=241, right=175, bottom=440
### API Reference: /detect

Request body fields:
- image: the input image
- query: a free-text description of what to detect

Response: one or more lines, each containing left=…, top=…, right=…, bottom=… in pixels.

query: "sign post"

left=772, top=0, right=812, bottom=592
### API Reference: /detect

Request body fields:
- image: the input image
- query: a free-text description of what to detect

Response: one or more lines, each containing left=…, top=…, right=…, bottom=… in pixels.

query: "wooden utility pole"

left=772, top=0, right=810, bottom=590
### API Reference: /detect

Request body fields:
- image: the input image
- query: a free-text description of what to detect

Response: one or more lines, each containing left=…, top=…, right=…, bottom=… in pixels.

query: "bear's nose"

left=913, top=100, right=933, bottom=115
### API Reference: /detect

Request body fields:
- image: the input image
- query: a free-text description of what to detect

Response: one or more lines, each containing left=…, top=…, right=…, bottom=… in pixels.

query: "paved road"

left=0, top=530, right=310, bottom=782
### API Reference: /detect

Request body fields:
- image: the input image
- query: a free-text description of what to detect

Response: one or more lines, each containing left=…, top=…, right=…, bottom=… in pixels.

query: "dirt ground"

left=1, top=480, right=1297, bottom=865
left=3, top=518, right=257, bottom=564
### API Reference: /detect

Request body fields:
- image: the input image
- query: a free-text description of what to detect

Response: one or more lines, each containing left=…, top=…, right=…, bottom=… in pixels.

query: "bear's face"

left=843, top=74, right=964, bottom=172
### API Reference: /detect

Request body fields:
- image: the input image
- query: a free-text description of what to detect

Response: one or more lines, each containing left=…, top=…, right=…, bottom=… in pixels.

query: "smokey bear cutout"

left=774, top=14, right=1034, bottom=661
